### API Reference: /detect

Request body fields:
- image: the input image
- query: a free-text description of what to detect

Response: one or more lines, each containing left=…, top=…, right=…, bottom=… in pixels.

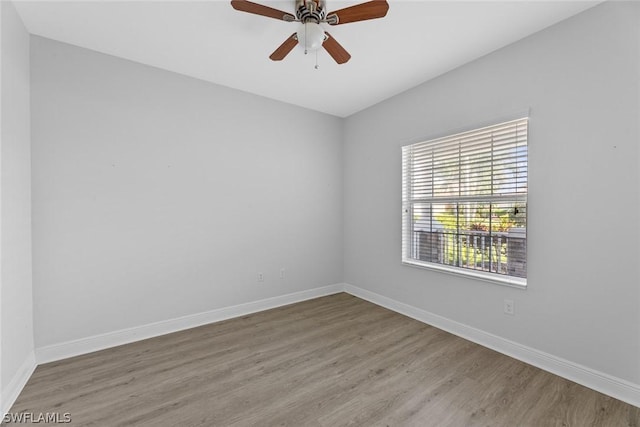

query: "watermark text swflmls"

left=3, top=412, right=72, bottom=424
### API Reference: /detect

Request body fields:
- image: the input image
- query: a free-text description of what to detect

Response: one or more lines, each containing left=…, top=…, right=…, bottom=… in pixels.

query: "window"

left=402, top=118, right=528, bottom=287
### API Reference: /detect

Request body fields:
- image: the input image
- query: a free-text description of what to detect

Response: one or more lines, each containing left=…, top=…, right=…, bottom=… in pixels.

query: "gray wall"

left=30, top=37, right=343, bottom=347
left=343, top=1, right=640, bottom=384
left=1, top=0, right=33, bottom=400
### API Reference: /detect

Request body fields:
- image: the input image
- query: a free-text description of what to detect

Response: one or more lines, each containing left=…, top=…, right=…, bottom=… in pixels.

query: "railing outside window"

left=412, top=229, right=526, bottom=278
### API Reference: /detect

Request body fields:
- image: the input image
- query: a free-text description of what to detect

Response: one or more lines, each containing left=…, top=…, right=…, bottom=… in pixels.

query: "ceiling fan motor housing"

left=296, top=0, right=327, bottom=23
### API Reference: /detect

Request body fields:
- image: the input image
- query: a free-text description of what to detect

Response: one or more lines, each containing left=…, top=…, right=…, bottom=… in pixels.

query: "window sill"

left=402, top=259, right=527, bottom=289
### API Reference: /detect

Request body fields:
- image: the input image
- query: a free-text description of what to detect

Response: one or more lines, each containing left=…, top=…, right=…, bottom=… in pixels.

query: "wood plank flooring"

left=6, top=293, right=640, bottom=426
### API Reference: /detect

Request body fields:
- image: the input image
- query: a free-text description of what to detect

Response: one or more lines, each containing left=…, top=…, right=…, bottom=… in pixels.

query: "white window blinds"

left=402, top=118, right=528, bottom=286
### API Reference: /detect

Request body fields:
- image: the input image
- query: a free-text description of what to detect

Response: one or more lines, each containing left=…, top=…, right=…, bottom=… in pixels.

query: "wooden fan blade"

left=326, top=0, right=388, bottom=25
left=270, top=33, right=299, bottom=61
left=323, top=32, right=351, bottom=64
left=230, top=0, right=295, bottom=21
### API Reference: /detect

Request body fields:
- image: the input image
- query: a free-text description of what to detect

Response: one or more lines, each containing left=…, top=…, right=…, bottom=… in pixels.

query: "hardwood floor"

left=6, top=293, right=640, bottom=426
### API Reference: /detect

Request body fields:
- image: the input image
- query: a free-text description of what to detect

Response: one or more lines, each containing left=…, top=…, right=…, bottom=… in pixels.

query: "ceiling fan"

left=230, top=0, right=389, bottom=64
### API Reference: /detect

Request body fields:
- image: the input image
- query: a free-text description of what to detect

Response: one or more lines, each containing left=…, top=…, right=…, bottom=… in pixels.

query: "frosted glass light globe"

left=296, top=22, right=325, bottom=52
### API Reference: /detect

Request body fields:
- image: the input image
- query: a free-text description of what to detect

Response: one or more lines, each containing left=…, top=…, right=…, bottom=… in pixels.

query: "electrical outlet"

left=504, top=299, right=514, bottom=315
left=280, top=268, right=285, bottom=279
left=257, top=272, right=264, bottom=282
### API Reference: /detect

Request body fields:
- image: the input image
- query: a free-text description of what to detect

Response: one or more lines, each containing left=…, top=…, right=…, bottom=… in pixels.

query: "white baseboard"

left=1, top=351, right=37, bottom=418
left=36, top=284, right=344, bottom=364
left=27, top=282, right=640, bottom=410
left=343, top=283, right=640, bottom=409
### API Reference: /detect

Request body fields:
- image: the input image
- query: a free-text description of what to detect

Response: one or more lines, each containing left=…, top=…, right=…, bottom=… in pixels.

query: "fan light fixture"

left=296, top=22, right=326, bottom=53
left=230, top=0, right=390, bottom=65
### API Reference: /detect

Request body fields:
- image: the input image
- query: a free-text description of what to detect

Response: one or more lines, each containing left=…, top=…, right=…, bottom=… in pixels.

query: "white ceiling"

left=14, top=0, right=601, bottom=117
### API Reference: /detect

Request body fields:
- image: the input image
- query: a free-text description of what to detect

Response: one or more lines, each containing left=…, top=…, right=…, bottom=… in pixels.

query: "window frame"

left=401, top=118, right=528, bottom=289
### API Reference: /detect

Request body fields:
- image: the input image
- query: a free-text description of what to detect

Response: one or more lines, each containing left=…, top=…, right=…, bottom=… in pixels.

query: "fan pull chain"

left=304, top=23, right=308, bottom=55
left=315, top=50, right=319, bottom=69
